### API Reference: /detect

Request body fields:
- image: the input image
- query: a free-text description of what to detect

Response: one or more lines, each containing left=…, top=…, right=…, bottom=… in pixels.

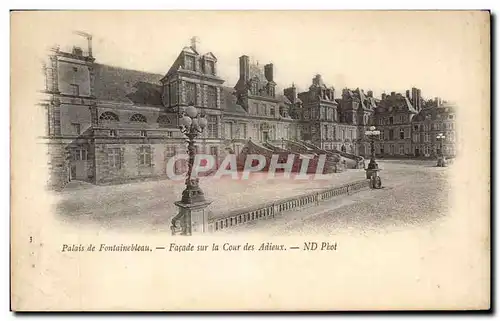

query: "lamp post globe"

left=364, top=125, right=382, bottom=188
left=436, top=133, right=447, bottom=167
left=179, top=115, right=192, bottom=128
left=186, top=105, right=198, bottom=118
left=198, top=116, right=208, bottom=130
left=191, top=117, right=199, bottom=129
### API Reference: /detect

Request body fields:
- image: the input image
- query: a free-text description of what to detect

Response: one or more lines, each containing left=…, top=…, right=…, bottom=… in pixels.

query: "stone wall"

left=46, top=141, right=70, bottom=190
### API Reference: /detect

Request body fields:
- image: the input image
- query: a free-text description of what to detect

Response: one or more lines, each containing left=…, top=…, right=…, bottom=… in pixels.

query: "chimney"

left=190, top=36, right=199, bottom=51
left=264, top=63, right=274, bottom=82
left=381, top=93, right=387, bottom=100
left=406, top=90, right=411, bottom=98
left=367, top=90, right=373, bottom=98
left=284, top=83, right=297, bottom=103
left=390, top=91, right=396, bottom=97
left=88, top=35, right=93, bottom=57
left=239, top=55, right=250, bottom=82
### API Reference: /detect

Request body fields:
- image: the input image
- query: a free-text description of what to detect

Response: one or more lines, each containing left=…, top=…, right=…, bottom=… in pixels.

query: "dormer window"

left=205, top=60, right=215, bottom=75
left=251, top=82, right=258, bottom=95
left=268, top=85, right=275, bottom=97
left=185, top=56, right=195, bottom=71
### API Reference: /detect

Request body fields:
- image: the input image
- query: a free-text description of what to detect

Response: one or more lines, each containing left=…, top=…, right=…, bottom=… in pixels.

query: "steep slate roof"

left=93, top=64, right=163, bottom=106
left=93, top=63, right=303, bottom=114
left=220, top=86, right=247, bottom=114
left=412, top=102, right=456, bottom=122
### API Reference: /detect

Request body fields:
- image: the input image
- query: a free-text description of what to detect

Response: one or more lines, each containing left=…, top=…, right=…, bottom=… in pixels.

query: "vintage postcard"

left=10, top=10, right=490, bottom=311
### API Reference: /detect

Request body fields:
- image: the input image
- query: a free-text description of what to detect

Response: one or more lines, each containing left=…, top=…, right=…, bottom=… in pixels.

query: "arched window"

left=130, top=114, right=147, bottom=123
left=157, top=115, right=171, bottom=127
left=99, top=112, right=119, bottom=122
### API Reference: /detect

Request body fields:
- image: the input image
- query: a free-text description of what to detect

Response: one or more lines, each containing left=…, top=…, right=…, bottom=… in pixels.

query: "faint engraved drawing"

left=41, top=31, right=458, bottom=235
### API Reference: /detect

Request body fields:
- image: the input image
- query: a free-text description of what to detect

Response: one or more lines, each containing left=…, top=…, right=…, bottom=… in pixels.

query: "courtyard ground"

left=217, top=159, right=453, bottom=236
left=53, top=166, right=368, bottom=232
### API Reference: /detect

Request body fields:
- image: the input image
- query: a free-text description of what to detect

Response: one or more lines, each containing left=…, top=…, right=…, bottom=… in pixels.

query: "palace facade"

left=41, top=37, right=457, bottom=189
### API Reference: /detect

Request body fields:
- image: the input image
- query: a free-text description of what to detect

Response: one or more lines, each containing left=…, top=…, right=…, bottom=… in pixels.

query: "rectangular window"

left=71, top=148, right=87, bottom=161
left=207, top=86, right=217, bottom=108
left=389, top=117, right=394, bottom=125
left=270, top=107, right=275, bottom=117
left=399, top=129, right=404, bottom=140
left=241, top=123, right=247, bottom=139
left=109, top=129, right=117, bottom=137
left=71, top=123, right=81, bottom=135
left=167, top=131, right=173, bottom=138
left=260, top=104, right=266, bottom=115
left=185, top=56, right=195, bottom=71
left=414, top=125, right=419, bottom=131
left=165, top=146, right=176, bottom=158
left=252, top=103, right=258, bottom=115
left=323, top=125, right=328, bottom=139
left=140, top=130, right=147, bottom=137
left=389, top=129, right=394, bottom=140
left=185, top=82, right=197, bottom=105
left=169, top=82, right=177, bottom=106
left=207, top=115, right=218, bottom=138
left=399, top=145, right=405, bottom=155
left=210, top=146, right=218, bottom=157
left=424, top=133, right=430, bottom=142
left=205, top=60, right=215, bottom=75
left=108, top=148, right=121, bottom=169
left=70, top=84, right=79, bottom=96
left=224, top=122, right=232, bottom=139
left=139, top=146, right=152, bottom=167
left=311, top=108, right=317, bottom=120
left=413, top=133, right=419, bottom=143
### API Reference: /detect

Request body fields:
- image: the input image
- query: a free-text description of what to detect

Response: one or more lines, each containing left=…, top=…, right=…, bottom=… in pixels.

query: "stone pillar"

left=172, top=200, right=213, bottom=235
left=51, top=99, right=62, bottom=136
left=203, top=84, right=208, bottom=107
left=179, top=81, right=186, bottom=105
left=196, top=84, right=202, bottom=107
left=216, top=87, right=221, bottom=109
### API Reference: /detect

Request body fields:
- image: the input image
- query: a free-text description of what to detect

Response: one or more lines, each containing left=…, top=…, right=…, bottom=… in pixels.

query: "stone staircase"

left=234, top=139, right=339, bottom=174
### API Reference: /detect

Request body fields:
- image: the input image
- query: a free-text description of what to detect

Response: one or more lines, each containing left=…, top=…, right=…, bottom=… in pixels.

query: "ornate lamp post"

left=171, top=105, right=213, bottom=235
left=436, top=133, right=447, bottom=167
left=364, top=126, right=382, bottom=188
left=365, top=126, right=381, bottom=170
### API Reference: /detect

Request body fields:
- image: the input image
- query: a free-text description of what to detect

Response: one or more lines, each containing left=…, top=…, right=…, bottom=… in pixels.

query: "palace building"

left=41, top=36, right=457, bottom=189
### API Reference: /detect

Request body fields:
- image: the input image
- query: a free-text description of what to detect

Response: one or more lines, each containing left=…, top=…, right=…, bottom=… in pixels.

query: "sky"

left=21, top=11, right=489, bottom=104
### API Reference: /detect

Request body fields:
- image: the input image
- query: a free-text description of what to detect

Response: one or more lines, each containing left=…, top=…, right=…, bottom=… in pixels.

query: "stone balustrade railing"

left=208, top=179, right=370, bottom=232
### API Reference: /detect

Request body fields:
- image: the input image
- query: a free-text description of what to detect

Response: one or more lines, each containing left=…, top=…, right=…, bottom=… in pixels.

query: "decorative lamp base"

left=171, top=199, right=213, bottom=236
left=437, top=156, right=447, bottom=167
left=181, top=179, right=206, bottom=204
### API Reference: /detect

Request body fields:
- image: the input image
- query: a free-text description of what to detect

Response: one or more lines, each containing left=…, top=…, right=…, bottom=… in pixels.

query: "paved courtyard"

left=54, top=166, right=368, bottom=232
left=218, top=159, right=453, bottom=236
left=53, top=159, right=452, bottom=234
